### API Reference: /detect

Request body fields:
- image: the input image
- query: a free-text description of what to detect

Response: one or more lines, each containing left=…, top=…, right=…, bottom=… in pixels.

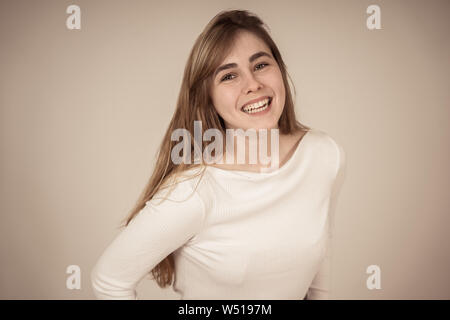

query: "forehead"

left=222, top=30, right=270, bottom=62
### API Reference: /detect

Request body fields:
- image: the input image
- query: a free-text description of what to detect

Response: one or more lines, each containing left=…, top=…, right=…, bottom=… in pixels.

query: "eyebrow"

left=213, top=51, right=273, bottom=79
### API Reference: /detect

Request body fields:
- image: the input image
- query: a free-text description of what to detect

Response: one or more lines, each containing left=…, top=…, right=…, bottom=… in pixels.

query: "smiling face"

left=209, top=30, right=286, bottom=132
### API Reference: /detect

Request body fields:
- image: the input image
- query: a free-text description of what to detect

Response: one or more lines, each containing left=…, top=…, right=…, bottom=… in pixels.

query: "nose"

left=243, top=72, right=263, bottom=94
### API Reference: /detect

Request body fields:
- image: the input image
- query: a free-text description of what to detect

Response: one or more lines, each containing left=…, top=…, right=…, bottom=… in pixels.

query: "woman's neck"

left=209, top=128, right=306, bottom=173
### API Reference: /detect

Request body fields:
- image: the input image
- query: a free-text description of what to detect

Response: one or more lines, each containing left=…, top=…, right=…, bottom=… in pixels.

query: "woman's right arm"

left=90, top=180, right=206, bottom=299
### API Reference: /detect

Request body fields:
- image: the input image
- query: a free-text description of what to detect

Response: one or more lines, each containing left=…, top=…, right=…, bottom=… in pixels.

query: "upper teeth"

left=242, top=98, right=270, bottom=112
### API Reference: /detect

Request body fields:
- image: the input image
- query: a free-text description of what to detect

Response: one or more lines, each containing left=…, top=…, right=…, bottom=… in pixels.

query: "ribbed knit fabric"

left=91, top=127, right=346, bottom=299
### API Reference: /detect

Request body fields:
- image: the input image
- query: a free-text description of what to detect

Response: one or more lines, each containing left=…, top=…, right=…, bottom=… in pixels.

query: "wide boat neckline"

left=205, top=128, right=313, bottom=179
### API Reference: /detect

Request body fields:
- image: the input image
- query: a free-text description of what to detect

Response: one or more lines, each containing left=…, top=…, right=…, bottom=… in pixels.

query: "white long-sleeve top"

left=91, top=127, right=346, bottom=299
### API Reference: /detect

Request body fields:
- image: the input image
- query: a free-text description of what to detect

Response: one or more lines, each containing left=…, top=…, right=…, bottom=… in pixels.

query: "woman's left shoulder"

left=307, top=128, right=346, bottom=176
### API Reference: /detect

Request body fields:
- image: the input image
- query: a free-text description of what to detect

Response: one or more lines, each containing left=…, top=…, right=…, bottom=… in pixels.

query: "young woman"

left=91, top=9, right=346, bottom=300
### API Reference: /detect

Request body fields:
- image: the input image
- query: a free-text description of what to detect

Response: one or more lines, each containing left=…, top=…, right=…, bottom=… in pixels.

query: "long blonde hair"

left=120, top=9, right=310, bottom=288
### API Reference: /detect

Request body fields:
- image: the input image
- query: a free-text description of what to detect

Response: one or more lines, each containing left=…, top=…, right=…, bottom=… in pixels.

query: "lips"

left=240, top=96, right=272, bottom=111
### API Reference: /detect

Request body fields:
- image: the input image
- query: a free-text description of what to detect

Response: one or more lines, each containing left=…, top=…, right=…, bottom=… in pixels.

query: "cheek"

left=275, top=71, right=285, bottom=94
left=265, top=68, right=284, bottom=91
left=265, top=73, right=285, bottom=102
left=212, top=89, right=238, bottom=113
left=270, top=72, right=286, bottom=113
left=279, top=79, right=286, bottom=100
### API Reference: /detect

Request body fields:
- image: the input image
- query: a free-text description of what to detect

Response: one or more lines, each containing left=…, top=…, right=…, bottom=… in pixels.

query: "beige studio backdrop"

left=1, top=0, right=449, bottom=299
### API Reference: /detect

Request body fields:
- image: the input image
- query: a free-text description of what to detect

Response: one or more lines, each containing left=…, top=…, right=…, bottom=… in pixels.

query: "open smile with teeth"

left=241, top=97, right=272, bottom=114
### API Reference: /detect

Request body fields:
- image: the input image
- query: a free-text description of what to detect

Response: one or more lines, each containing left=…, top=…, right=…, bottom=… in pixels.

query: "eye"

left=255, top=62, right=269, bottom=70
left=219, top=63, right=269, bottom=82
left=220, top=73, right=236, bottom=82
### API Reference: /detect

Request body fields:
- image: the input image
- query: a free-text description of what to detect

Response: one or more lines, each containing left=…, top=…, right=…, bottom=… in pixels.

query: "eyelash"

left=220, top=63, right=269, bottom=82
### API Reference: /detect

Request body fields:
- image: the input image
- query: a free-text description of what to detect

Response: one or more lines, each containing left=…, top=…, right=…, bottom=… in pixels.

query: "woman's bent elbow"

left=90, top=265, right=138, bottom=300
